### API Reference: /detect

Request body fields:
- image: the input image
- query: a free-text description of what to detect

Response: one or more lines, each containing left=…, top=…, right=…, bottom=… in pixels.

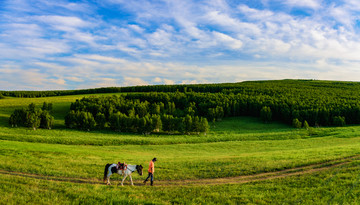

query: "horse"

left=103, top=163, right=143, bottom=186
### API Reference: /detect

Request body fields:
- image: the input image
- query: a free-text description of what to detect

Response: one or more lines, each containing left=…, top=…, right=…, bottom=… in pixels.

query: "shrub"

left=292, top=118, right=302, bottom=128
left=303, top=120, right=310, bottom=130
left=333, top=116, right=346, bottom=127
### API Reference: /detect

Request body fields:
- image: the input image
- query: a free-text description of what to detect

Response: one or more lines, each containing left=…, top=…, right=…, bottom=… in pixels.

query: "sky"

left=1, top=0, right=360, bottom=90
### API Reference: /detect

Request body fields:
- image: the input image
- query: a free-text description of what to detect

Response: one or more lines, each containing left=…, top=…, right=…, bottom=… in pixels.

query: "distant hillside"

left=1, top=79, right=360, bottom=98
left=43, top=79, right=360, bottom=129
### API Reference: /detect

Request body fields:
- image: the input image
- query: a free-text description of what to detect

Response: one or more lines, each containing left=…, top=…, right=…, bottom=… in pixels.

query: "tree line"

left=7, top=79, right=354, bottom=98
left=107, top=86, right=360, bottom=127
left=8, top=80, right=360, bottom=130
left=65, top=94, right=209, bottom=134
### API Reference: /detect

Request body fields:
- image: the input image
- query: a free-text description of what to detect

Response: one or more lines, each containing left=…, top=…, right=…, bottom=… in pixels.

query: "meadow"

left=0, top=92, right=360, bottom=204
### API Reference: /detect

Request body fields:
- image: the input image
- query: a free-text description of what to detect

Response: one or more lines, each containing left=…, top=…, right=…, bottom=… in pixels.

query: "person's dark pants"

left=144, top=172, right=154, bottom=185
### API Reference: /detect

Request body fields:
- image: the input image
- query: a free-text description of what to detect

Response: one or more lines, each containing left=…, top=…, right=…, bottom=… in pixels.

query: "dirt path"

left=1, top=155, right=359, bottom=187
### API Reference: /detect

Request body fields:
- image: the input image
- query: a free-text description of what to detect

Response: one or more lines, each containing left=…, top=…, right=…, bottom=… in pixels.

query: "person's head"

left=152, top=157, right=157, bottom=162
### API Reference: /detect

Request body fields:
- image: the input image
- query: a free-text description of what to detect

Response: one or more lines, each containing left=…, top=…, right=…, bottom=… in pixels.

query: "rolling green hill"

left=1, top=80, right=360, bottom=204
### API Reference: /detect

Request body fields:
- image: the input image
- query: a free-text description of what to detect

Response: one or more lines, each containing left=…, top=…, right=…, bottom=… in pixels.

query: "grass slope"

left=1, top=93, right=360, bottom=204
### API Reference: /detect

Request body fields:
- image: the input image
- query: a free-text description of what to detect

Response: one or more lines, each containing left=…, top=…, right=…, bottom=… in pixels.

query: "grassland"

left=1, top=94, right=360, bottom=204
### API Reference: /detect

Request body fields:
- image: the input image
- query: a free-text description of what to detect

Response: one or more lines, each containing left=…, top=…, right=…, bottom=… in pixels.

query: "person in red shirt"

left=143, top=158, right=157, bottom=186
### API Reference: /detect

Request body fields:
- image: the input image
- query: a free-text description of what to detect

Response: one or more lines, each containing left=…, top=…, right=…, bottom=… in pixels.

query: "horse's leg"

left=121, top=174, right=127, bottom=186
left=129, top=175, right=134, bottom=186
left=106, top=173, right=112, bottom=185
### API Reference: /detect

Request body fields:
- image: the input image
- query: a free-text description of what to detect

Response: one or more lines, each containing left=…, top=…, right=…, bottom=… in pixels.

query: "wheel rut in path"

left=1, top=155, right=359, bottom=187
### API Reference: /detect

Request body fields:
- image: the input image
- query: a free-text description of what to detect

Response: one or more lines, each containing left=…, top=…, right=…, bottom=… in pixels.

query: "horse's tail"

left=104, top=164, right=111, bottom=181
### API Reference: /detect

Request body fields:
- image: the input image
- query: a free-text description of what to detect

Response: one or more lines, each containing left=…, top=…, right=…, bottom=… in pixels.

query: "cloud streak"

left=1, top=0, right=360, bottom=90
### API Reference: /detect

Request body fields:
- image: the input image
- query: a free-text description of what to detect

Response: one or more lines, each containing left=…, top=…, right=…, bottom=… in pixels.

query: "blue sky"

left=1, top=0, right=360, bottom=90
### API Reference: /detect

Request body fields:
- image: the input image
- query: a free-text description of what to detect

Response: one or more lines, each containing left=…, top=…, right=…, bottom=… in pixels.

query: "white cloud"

left=238, top=5, right=274, bottom=20
left=163, top=79, right=175, bottom=85
left=78, top=54, right=127, bottom=64
left=94, top=78, right=120, bottom=88
left=48, top=78, right=66, bottom=85
left=204, top=10, right=261, bottom=36
left=34, top=15, right=92, bottom=32
left=2, top=0, right=360, bottom=90
left=181, top=80, right=198, bottom=84
left=66, top=76, right=84, bottom=82
left=282, top=0, right=322, bottom=9
left=153, top=77, right=162, bottom=83
left=128, top=24, right=145, bottom=33
left=0, top=66, right=63, bottom=90
left=35, top=62, right=67, bottom=71
left=123, top=77, right=149, bottom=86
left=213, top=31, right=243, bottom=50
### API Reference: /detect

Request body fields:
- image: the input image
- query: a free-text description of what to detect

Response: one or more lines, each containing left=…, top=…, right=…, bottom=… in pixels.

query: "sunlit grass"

left=1, top=160, right=359, bottom=204
left=1, top=94, right=360, bottom=204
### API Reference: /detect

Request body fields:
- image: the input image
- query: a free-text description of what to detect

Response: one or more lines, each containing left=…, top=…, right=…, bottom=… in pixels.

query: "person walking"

left=143, top=157, right=157, bottom=186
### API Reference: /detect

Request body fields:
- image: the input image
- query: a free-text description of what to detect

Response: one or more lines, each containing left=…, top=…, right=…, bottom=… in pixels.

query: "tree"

left=167, top=102, right=176, bottom=115
left=215, top=106, right=224, bottom=121
left=109, top=112, right=121, bottom=131
left=184, top=115, right=193, bottom=134
left=9, top=108, right=27, bottom=127
left=208, top=106, right=224, bottom=121
left=9, top=102, right=54, bottom=130
left=174, top=117, right=184, bottom=133
left=40, top=110, right=54, bottom=129
left=151, top=104, right=161, bottom=115
left=138, top=117, right=147, bottom=134
left=28, top=103, right=36, bottom=112
left=42, top=102, right=53, bottom=112
left=199, top=117, right=209, bottom=134
left=303, top=120, right=310, bottom=130
left=260, top=106, right=272, bottom=123
left=292, top=118, right=302, bottom=128
left=65, top=110, right=77, bottom=128
left=192, top=116, right=201, bottom=132
left=333, top=116, right=346, bottom=127
left=77, top=111, right=96, bottom=131
left=151, top=114, right=162, bottom=132
left=95, top=112, right=106, bottom=129
left=26, top=110, right=41, bottom=130
left=161, top=114, right=172, bottom=131
left=42, top=102, right=48, bottom=111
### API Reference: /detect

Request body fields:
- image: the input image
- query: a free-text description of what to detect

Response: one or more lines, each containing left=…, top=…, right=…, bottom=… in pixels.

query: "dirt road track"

left=1, top=155, right=359, bottom=187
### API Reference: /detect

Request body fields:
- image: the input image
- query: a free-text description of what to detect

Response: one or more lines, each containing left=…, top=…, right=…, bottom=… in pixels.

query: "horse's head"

left=136, top=165, right=143, bottom=176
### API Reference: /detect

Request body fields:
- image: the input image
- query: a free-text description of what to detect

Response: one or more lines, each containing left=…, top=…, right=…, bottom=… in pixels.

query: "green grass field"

left=1, top=94, right=360, bottom=204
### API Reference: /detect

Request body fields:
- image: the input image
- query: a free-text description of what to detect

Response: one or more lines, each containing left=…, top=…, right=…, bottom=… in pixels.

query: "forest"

left=65, top=94, right=209, bottom=134
left=6, top=80, right=360, bottom=132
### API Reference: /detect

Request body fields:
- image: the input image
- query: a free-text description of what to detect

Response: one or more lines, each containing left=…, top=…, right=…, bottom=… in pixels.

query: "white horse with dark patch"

left=104, top=163, right=143, bottom=186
